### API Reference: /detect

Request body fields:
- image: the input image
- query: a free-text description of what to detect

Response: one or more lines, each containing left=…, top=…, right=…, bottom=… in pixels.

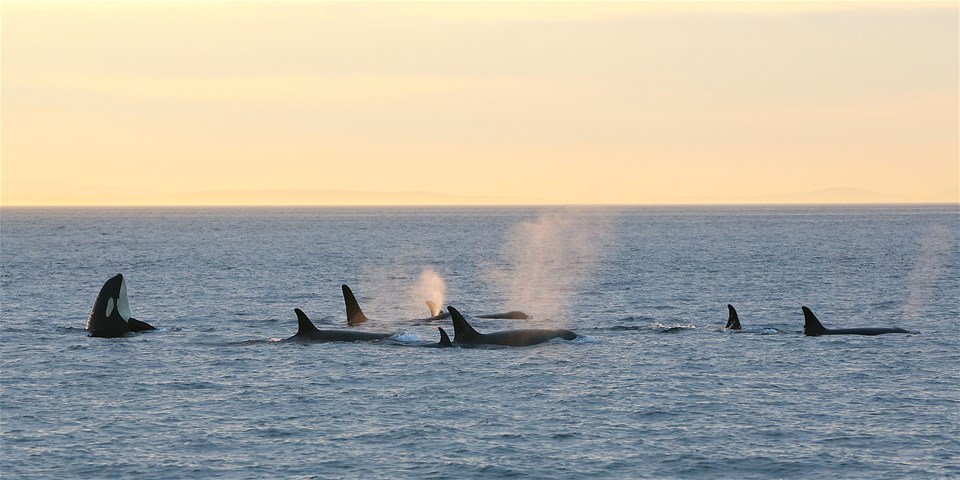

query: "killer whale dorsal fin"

left=426, top=300, right=442, bottom=317
left=726, top=304, right=741, bottom=330
left=437, top=327, right=452, bottom=347
left=802, top=306, right=827, bottom=336
left=341, top=284, right=368, bottom=326
left=448, top=306, right=481, bottom=343
left=295, top=308, right=320, bottom=336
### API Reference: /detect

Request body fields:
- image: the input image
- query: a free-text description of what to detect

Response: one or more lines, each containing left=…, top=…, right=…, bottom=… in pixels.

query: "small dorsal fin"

left=341, top=285, right=369, bottom=326
left=802, top=306, right=826, bottom=336
left=448, top=306, right=481, bottom=343
left=437, top=327, right=452, bottom=347
left=295, top=308, right=320, bottom=336
left=726, top=304, right=741, bottom=330
left=426, top=300, right=442, bottom=317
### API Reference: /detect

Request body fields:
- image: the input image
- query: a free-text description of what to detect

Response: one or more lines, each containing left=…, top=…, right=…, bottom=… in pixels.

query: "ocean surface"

left=1, top=205, right=958, bottom=479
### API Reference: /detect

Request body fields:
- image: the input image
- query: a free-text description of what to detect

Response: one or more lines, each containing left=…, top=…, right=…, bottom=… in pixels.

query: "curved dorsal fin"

left=726, top=304, right=741, bottom=330
left=341, top=284, right=368, bottom=326
left=802, top=306, right=826, bottom=336
left=295, top=308, right=320, bottom=336
left=437, top=327, right=452, bottom=347
left=448, top=306, right=481, bottom=342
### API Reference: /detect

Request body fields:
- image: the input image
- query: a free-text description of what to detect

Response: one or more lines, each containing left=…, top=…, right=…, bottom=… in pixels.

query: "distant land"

left=647, top=187, right=960, bottom=206
left=1, top=182, right=957, bottom=206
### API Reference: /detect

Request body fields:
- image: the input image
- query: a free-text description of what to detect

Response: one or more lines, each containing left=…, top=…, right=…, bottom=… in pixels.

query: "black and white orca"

left=285, top=308, right=394, bottom=343
left=426, top=300, right=529, bottom=320
left=86, top=274, right=156, bottom=338
left=448, top=306, right=576, bottom=347
left=802, top=306, right=912, bottom=336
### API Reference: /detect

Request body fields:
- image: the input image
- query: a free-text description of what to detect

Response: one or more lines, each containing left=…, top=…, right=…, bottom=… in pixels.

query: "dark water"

left=2, top=205, right=958, bottom=479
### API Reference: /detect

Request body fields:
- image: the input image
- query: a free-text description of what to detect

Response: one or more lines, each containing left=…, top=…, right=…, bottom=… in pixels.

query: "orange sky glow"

left=2, top=1, right=957, bottom=206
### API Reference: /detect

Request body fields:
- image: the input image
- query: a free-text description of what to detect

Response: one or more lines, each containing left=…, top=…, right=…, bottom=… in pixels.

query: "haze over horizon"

left=4, top=183, right=958, bottom=207
left=2, top=1, right=957, bottom=206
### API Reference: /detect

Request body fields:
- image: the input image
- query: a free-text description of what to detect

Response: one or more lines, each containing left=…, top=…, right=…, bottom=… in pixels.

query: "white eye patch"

left=105, top=297, right=115, bottom=318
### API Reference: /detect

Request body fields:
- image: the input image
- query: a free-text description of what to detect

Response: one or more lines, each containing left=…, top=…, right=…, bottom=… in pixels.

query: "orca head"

left=86, top=274, right=133, bottom=337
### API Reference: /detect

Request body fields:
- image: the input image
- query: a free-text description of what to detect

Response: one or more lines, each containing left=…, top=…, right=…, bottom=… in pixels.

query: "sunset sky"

left=2, top=1, right=957, bottom=206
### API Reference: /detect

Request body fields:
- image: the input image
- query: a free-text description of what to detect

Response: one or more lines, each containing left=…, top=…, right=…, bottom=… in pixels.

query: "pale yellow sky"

left=2, top=1, right=957, bottom=206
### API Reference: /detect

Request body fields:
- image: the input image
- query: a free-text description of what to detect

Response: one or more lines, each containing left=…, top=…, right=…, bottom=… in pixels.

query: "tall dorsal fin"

left=802, top=306, right=826, bottom=336
left=437, top=327, right=452, bottom=347
left=726, top=304, right=741, bottom=330
left=448, top=306, right=481, bottom=343
left=426, top=300, right=442, bottom=317
left=295, top=308, right=320, bottom=336
left=341, top=285, right=368, bottom=326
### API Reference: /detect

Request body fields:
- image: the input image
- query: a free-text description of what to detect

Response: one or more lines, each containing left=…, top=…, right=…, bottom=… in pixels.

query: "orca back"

left=475, top=311, right=530, bottom=320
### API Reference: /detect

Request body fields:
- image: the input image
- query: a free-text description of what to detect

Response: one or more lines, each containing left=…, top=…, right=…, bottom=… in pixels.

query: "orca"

left=725, top=304, right=741, bottom=330
left=344, top=284, right=530, bottom=324
left=802, top=306, right=911, bottom=336
left=86, top=274, right=156, bottom=338
left=344, top=284, right=440, bottom=324
left=448, top=306, right=576, bottom=347
left=423, top=301, right=529, bottom=320
left=285, top=308, right=394, bottom=343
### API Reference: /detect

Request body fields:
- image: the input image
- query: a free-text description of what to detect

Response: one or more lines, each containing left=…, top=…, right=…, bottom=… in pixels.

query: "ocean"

left=1, top=205, right=958, bottom=479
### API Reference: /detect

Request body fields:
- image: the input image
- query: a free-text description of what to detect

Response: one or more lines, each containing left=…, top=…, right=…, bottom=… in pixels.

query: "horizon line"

left=2, top=201, right=958, bottom=209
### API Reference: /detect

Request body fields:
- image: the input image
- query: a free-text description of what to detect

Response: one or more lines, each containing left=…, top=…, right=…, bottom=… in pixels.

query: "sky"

left=2, top=1, right=957, bottom=206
